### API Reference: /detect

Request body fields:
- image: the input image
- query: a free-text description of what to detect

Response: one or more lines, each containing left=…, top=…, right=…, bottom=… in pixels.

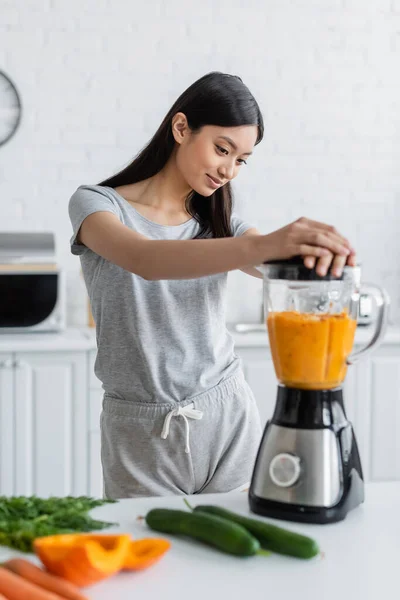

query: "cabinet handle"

left=0, top=359, right=13, bottom=368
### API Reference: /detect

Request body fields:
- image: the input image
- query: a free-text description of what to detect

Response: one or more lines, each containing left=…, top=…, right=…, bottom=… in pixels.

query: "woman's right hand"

left=260, top=217, right=356, bottom=277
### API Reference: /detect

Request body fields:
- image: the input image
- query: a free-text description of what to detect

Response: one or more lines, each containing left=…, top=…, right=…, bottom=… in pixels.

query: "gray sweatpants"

left=100, top=370, right=262, bottom=499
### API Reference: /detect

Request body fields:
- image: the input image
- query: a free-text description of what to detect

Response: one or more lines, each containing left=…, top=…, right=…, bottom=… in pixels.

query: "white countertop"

left=1, top=324, right=400, bottom=352
left=0, top=482, right=395, bottom=600
left=0, top=328, right=95, bottom=351
left=82, top=323, right=400, bottom=348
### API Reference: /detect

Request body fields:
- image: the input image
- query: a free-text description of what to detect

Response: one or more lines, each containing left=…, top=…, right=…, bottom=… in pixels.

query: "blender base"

left=248, top=386, right=365, bottom=525
left=249, top=469, right=364, bottom=524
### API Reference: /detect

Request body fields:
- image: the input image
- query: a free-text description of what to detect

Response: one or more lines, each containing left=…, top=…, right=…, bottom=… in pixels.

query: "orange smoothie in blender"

left=267, top=311, right=357, bottom=390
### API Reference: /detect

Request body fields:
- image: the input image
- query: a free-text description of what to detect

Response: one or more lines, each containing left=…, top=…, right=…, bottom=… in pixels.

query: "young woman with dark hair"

left=69, top=72, right=356, bottom=499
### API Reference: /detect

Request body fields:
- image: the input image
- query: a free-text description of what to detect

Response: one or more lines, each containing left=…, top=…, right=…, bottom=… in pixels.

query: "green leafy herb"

left=0, top=495, right=117, bottom=552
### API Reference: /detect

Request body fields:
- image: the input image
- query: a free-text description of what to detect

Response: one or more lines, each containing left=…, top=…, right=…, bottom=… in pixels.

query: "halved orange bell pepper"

left=34, top=533, right=171, bottom=587
left=34, top=533, right=132, bottom=587
left=123, top=538, right=171, bottom=570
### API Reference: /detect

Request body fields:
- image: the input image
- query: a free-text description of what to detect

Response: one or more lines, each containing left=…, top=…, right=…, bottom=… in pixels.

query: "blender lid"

left=262, top=256, right=350, bottom=281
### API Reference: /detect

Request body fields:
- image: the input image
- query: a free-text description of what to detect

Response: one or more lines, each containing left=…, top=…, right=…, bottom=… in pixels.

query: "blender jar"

left=260, top=258, right=389, bottom=391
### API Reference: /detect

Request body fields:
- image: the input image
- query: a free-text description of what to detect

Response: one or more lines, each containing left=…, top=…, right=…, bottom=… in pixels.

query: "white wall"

left=1, top=0, right=399, bottom=326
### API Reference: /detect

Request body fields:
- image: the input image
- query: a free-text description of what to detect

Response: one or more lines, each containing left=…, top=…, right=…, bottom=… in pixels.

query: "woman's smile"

left=206, top=174, right=222, bottom=189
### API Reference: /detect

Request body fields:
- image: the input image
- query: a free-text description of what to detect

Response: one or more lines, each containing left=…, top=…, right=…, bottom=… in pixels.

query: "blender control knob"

left=269, top=453, right=301, bottom=488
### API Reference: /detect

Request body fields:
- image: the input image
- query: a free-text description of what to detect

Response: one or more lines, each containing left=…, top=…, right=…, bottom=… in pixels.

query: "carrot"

left=2, top=559, right=88, bottom=600
left=0, top=566, right=66, bottom=600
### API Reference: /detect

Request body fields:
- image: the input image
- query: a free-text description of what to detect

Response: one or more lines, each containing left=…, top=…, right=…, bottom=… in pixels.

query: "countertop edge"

left=0, top=325, right=400, bottom=352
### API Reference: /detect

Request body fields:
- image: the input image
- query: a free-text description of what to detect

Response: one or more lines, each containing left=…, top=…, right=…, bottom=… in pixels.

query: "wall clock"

left=0, top=70, right=22, bottom=147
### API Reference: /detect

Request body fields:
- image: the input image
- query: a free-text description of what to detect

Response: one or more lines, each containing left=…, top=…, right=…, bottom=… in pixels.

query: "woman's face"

left=172, top=114, right=258, bottom=196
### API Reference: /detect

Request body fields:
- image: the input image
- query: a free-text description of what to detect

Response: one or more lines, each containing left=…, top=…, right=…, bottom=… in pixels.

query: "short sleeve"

left=68, top=185, right=119, bottom=255
left=231, top=213, right=255, bottom=237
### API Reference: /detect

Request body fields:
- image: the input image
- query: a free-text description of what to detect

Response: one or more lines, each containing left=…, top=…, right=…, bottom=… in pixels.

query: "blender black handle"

left=346, top=284, right=390, bottom=365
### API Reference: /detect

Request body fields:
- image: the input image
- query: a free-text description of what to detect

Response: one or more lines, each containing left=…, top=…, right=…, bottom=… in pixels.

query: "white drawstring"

left=161, top=402, right=203, bottom=453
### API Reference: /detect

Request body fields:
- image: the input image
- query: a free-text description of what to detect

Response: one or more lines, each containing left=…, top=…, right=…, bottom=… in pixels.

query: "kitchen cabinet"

left=0, top=328, right=399, bottom=498
left=368, top=350, right=400, bottom=481
left=0, top=349, right=87, bottom=497
left=0, top=354, right=14, bottom=494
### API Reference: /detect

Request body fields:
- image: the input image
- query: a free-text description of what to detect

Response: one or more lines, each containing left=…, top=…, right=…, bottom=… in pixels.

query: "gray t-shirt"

left=68, top=184, right=253, bottom=403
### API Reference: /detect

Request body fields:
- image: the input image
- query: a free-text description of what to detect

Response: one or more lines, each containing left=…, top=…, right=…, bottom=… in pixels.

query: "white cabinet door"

left=88, top=350, right=104, bottom=499
left=14, top=351, right=88, bottom=497
left=368, top=349, right=400, bottom=482
left=88, top=388, right=103, bottom=498
left=236, top=348, right=278, bottom=429
left=0, top=354, right=15, bottom=495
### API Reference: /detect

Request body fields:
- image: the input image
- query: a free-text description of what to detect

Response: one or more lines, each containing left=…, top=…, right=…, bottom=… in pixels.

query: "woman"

left=69, top=72, right=355, bottom=499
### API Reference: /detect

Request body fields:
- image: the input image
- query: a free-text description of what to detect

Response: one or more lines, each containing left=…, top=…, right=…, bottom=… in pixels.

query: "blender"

left=249, top=257, right=390, bottom=524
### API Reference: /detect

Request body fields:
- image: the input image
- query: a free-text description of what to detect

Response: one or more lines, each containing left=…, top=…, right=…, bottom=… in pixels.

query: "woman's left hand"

left=304, top=248, right=357, bottom=277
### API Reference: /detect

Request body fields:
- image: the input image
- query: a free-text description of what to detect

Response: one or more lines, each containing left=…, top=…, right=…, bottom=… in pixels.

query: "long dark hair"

left=99, top=72, right=264, bottom=238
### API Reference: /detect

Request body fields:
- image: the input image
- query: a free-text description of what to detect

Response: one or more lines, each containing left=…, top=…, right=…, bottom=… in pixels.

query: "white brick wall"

left=1, top=0, right=399, bottom=325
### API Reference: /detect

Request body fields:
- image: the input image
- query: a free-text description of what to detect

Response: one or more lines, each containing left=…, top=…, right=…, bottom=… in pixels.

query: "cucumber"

left=145, top=508, right=261, bottom=557
left=193, top=505, right=319, bottom=559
